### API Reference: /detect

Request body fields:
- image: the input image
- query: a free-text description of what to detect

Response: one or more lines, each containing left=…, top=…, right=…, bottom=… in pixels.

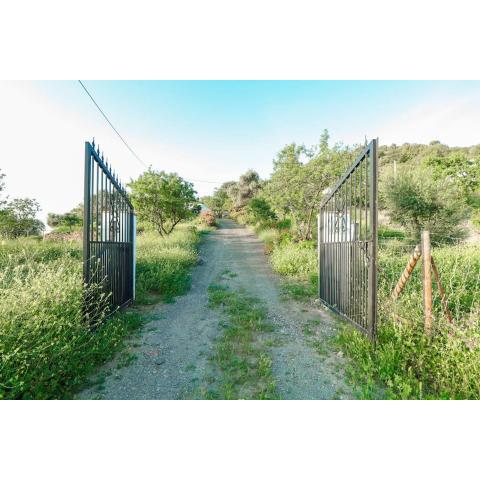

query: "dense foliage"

left=203, top=130, right=358, bottom=240
left=0, top=223, right=207, bottom=399
left=0, top=170, right=45, bottom=238
left=0, top=197, right=44, bottom=238
left=382, top=169, right=469, bottom=243
left=47, top=211, right=82, bottom=231
left=129, top=169, right=199, bottom=236
left=217, top=134, right=480, bottom=399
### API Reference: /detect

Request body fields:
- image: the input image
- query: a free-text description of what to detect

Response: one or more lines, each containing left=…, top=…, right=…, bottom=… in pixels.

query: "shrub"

left=199, top=210, right=217, bottom=227
left=0, top=222, right=204, bottom=398
left=246, top=197, right=276, bottom=224
left=257, top=228, right=281, bottom=254
left=0, top=246, right=143, bottom=399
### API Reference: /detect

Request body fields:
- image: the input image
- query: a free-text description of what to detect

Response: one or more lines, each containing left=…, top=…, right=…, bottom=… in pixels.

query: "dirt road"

left=78, top=220, right=352, bottom=399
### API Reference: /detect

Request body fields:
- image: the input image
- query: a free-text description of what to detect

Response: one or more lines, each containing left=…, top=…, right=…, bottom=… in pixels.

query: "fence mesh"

left=377, top=237, right=480, bottom=328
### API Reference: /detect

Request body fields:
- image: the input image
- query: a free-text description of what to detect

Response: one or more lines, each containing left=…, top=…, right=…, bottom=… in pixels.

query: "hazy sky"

left=1, top=80, right=480, bottom=224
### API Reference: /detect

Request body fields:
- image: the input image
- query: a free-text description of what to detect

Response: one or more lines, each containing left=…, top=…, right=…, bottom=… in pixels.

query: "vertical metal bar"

left=368, top=140, right=378, bottom=340
left=96, top=163, right=99, bottom=241
left=334, top=191, right=337, bottom=308
left=132, top=213, right=136, bottom=301
left=342, top=181, right=345, bottom=316
left=83, top=143, right=92, bottom=314
left=348, top=173, right=352, bottom=319
left=353, top=166, right=357, bottom=323
left=318, top=212, right=321, bottom=300
left=109, top=175, right=112, bottom=241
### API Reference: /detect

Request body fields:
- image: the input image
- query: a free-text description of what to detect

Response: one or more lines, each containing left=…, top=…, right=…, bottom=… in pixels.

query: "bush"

left=339, top=310, right=480, bottom=399
left=0, top=245, right=144, bottom=399
left=257, top=228, right=281, bottom=254
left=199, top=210, right=216, bottom=227
left=246, top=197, right=276, bottom=224
left=0, top=222, right=205, bottom=398
left=378, top=225, right=405, bottom=239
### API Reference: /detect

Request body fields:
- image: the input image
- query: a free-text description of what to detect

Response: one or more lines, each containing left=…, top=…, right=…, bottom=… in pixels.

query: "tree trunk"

left=305, top=207, right=315, bottom=240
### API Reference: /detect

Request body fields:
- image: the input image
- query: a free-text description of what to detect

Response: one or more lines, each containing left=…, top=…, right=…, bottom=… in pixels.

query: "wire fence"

left=377, top=236, right=480, bottom=329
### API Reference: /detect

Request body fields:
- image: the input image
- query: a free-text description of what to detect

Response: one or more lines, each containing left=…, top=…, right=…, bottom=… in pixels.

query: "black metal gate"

left=83, top=140, right=135, bottom=319
left=318, top=139, right=378, bottom=339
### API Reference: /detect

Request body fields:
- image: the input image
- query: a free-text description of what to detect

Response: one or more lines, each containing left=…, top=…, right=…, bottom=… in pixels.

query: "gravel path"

left=77, top=220, right=352, bottom=399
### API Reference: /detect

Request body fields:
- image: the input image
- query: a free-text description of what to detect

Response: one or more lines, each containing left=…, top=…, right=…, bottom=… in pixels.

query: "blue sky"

left=1, top=80, right=480, bottom=224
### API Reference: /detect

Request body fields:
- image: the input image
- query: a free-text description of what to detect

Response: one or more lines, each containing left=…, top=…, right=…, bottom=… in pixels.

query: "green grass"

left=280, top=274, right=318, bottom=302
left=0, top=222, right=208, bottom=399
left=253, top=220, right=480, bottom=399
left=337, top=244, right=480, bottom=399
left=270, top=242, right=317, bottom=277
left=135, top=227, right=202, bottom=304
left=204, top=282, right=278, bottom=399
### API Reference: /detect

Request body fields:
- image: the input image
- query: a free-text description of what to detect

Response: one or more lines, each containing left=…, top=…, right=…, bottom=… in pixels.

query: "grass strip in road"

left=205, top=281, right=278, bottom=399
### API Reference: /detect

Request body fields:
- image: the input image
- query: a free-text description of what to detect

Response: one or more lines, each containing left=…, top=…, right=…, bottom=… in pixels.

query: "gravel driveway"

left=77, top=220, right=352, bottom=399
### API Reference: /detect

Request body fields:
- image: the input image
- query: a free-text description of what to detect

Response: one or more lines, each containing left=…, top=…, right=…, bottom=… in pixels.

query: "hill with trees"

left=203, top=133, right=480, bottom=243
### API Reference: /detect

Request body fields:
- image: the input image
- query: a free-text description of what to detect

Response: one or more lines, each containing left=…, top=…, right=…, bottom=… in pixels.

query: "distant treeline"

left=202, top=132, right=480, bottom=244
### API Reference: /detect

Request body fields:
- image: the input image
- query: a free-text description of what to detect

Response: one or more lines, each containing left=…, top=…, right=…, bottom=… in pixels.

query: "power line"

left=187, top=179, right=224, bottom=184
left=78, top=80, right=148, bottom=169
left=78, top=80, right=227, bottom=186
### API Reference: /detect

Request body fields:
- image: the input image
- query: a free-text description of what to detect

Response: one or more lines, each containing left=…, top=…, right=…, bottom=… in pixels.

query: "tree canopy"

left=0, top=197, right=44, bottom=238
left=129, top=169, right=198, bottom=236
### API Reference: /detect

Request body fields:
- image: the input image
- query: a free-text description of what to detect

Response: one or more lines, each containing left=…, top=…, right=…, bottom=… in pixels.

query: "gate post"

left=132, top=213, right=136, bottom=301
left=367, top=139, right=378, bottom=340
left=83, top=141, right=92, bottom=287
left=422, top=230, right=433, bottom=333
left=317, top=212, right=322, bottom=299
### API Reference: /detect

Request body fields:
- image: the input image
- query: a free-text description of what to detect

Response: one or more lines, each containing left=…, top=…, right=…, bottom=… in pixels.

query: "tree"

left=129, top=169, right=198, bottom=236
left=227, top=170, right=262, bottom=211
left=425, top=151, right=480, bottom=197
left=246, top=197, right=276, bottom=223
left=201, top=181, right=238, bottom=217
left=383, top=169, right=469, bottom=244
left=0, top=168, right=7, bottom=211
left=0, top=198, right=44, bottom=238
left=47, top=211, right=82, bottom=231
left=47, top=212, right=62, bottom=228
left=264, top=133, right=353, bottom=240
left=201, top=191, right=227, bottom=217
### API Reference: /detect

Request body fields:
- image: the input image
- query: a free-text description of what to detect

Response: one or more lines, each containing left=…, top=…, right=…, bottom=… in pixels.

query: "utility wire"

left=78, top=80, right=148, bottom=168
left=78, top=80, right=226, bottom=186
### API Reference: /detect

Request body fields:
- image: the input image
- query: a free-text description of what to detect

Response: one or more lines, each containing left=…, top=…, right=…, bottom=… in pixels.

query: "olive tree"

left=383, top=169, right=469, bottom=244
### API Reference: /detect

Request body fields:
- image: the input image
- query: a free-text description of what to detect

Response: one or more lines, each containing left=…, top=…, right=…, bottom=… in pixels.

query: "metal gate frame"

left=318, top=139, right=378, bottom=339
left=83, top=140, right=136, bottom=320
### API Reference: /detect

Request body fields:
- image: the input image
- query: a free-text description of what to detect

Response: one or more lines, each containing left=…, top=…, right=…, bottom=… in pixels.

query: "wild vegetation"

left=2, top=131, right=480, bottom=399
left=203, top=133, right=480, bottom=399
left=0, top=170, right=45, bottom=238
left=0, top=222, right=210, bottom=399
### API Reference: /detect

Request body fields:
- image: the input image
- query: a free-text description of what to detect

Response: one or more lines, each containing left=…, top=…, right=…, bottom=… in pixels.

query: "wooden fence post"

left=431, top=256, right=453, bottom=324
left=422, top=230, right=433, bottom=333
left=391, top=245, right=421, bottom=300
